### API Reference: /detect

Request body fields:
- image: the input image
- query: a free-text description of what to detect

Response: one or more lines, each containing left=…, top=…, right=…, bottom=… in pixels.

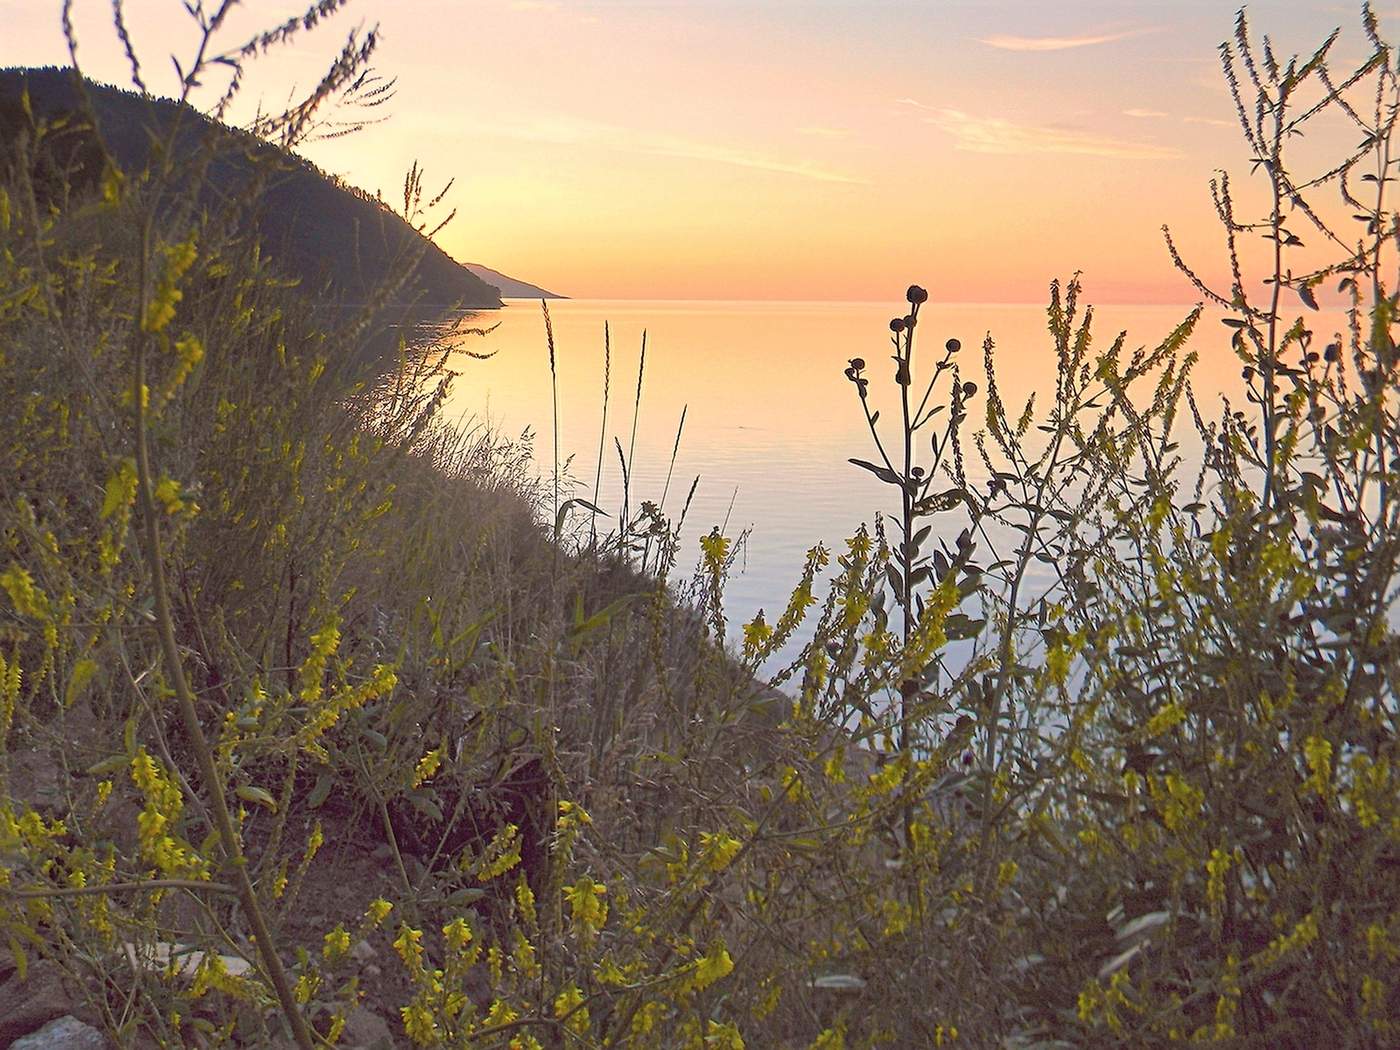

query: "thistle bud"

left=907, top=285, right=929, bottom=305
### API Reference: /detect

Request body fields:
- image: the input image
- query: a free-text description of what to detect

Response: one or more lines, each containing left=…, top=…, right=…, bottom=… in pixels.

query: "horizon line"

left=491, top=295, right=1214, bottom=308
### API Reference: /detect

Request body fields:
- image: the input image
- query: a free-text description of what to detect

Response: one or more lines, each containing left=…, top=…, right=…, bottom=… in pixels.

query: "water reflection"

left=432, top=297, right=1347, bottom=662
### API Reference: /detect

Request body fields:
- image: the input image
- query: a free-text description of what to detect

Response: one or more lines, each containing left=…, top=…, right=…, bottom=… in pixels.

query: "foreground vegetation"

left=2, top=3, right=1399, bottom=1048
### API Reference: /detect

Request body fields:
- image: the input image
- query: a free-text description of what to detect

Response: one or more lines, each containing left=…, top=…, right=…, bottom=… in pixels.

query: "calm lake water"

left=435, top=297, right=1332, bottom=658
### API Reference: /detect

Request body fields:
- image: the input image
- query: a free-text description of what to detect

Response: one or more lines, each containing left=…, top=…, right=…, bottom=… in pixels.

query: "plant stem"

left=4, top=879, right=239, bottom=899
left=131, top=224, right=315, bottom=1050
left=590, top=321, right=611, bottom=549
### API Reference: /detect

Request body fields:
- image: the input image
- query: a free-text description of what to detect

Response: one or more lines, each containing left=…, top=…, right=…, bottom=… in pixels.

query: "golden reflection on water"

left=436, top=297, right=1350, bottom=648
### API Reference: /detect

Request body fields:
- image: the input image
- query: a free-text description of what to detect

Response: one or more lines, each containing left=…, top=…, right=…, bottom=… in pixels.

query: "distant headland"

left=0, top=67, right=560, bottom=312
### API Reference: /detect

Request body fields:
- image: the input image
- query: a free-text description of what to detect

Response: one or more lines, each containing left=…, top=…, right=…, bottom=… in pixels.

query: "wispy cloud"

left=1122, top=107, right=1235, bottom=128
left=466, top=115, right=865, bottom=184
left=979, top=27, right=1155, bottom=52
left=926, top=108, right=1182, bottom=160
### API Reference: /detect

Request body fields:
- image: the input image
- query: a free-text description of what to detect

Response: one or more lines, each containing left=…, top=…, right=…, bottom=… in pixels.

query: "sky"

left=1, top=0, right=1395, bottom=302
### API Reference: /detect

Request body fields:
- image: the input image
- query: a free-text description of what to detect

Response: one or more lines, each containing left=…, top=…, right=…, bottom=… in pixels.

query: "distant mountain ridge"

left=463, top=262, right=564, bottom=300
left=0, top=68, right=554, bottom=311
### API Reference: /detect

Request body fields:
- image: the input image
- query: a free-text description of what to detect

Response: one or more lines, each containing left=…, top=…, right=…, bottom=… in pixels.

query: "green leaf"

left=913, top=488, right=968, bottom=515
left=65, top=658, right=99, bottom=707
left=235, top=785, right=278, bottom=811
left=554, top=497, right=608, bottom=540
left=85, top=755, right=129, bottom=777
left=569, top=594, right=635, bottom=644
left=849, top=458, right=902, bottom=486
left=307, top=772, right=333, bottom=809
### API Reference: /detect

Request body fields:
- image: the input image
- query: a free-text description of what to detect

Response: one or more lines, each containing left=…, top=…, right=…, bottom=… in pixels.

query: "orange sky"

left=2, top=0, right=1395, bottom=302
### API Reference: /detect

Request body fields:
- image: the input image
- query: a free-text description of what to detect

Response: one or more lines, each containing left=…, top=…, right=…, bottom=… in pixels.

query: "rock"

left=122, top=941, right=252, bottom=977
left=350, top=939, right=377, bottom=964
left=0, top=960, right=72, bottom=1045
left=342, top=1006, right=396, bottom=1050
left=10, top=1015, right=107, bottom=1050
left=8, top=747, right=67, bottom=818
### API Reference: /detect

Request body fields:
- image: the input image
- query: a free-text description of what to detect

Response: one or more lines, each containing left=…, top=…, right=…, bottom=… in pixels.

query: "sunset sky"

left=1, top=1, right=1393, bottom=302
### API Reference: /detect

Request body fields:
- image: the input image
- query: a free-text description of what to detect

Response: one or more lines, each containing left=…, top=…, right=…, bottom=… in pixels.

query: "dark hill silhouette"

left=0, top=67, right=504, bottom=310
left=463, top=262, right=564, bottom=300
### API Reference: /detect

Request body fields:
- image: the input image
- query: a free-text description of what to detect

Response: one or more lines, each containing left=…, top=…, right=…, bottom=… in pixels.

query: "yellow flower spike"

left=367, top=898, right=393, bottom=926
left=293, top=972, right=318, bottom=1005
left=1303, top=735, right=1333, bottom=796
left=692, top=940, right=734, bottom=991
left=399, top=1002, right=438, bottom=1046
left=411, top=747, right=443, bottom=788
left=700, top=831, right=743, bottom=872
left=565, top=876, right=608, bottom=936
left=514, top=877, right=537, bottom=926
left=705, top=1020, right=745, bottom=1049
left=100, top=460, right=138, bottom=520
left=142, top=237, right=198, bottom=333
left=1, top=565, right=52, bottom=621
left=443, top=916, right=473, bottom=951
left=809, top=1025, right=846, bottom=1049
left=323, top=924, right=351, bottom=962
left=485, top=999, right=518, bottom=1027
left=554, top=985, right=589, bottom=1034
left=1146, top=701, right=1187, bottom=736
left=392, top=925, right=424, bottom=972
left=742, top=611, right=773, bottom=657
left=557, top=798, right=592, bottom=829
left=701, top=527, right=731, bottom=571
left=326, top=1013, right=346, bottom=1045
left=476, top=823, right=522, bottom=881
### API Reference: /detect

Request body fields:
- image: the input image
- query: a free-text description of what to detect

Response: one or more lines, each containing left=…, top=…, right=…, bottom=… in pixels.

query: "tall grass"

left=1, top=3, right=1399, bottom=1049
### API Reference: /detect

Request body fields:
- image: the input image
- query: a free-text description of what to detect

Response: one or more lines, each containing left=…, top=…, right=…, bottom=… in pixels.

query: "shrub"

left=2, top=3, right=1399, bottom=1049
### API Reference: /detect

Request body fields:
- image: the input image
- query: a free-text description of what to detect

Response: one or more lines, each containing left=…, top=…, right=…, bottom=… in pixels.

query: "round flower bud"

left=907, top=285, right=929, bottom=304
